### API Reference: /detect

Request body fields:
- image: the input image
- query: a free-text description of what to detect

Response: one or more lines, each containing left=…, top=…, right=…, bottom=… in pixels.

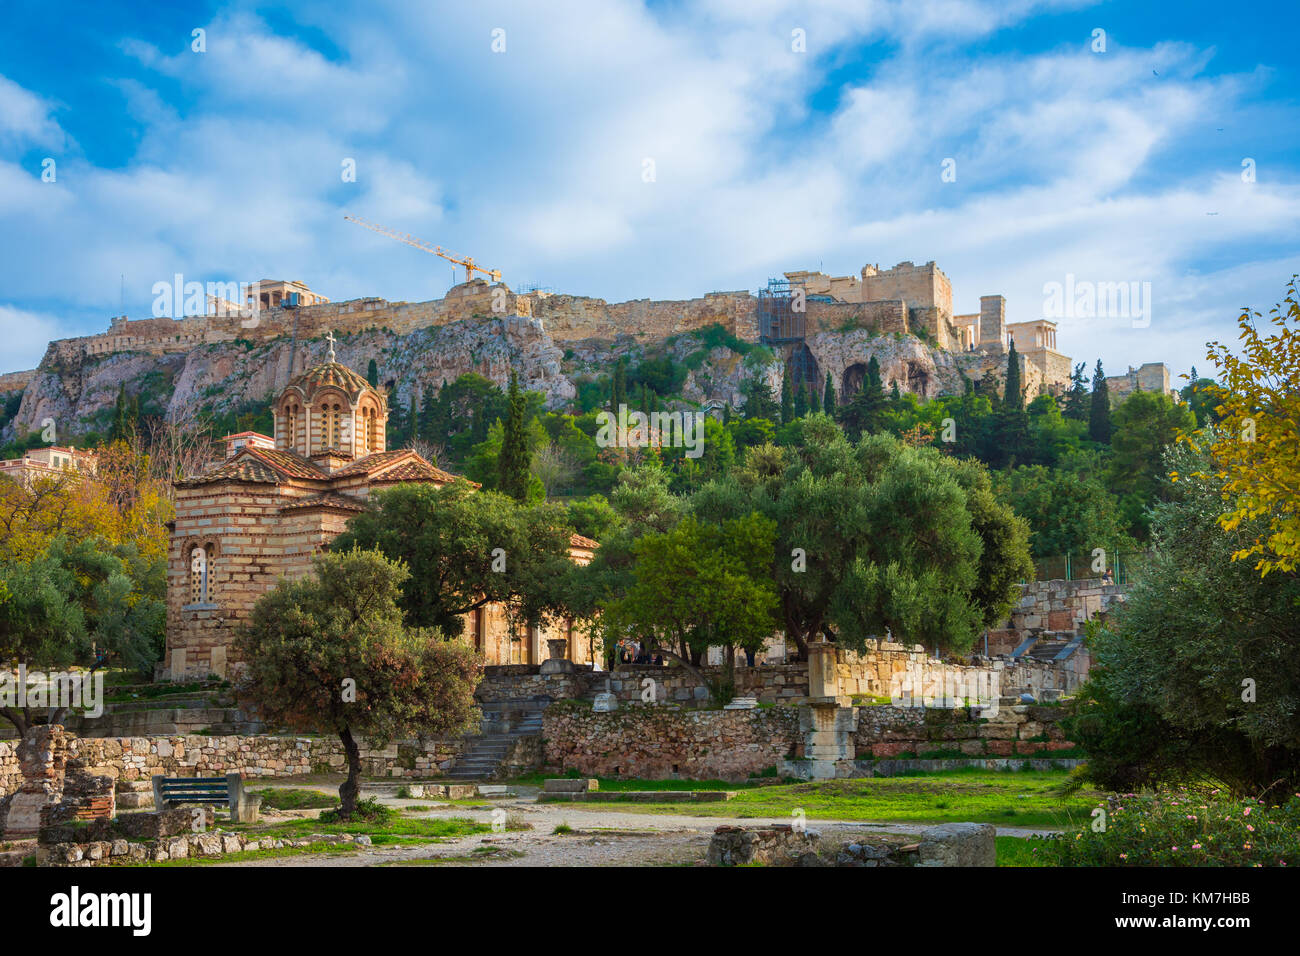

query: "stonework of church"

left=161, top=341, right=597, bottom=681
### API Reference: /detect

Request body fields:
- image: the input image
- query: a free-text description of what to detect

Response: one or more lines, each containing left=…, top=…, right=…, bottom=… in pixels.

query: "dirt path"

left=221, top=783, right=1057, bottom=867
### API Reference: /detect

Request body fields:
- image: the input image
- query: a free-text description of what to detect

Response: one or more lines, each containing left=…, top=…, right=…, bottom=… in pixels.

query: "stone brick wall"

left=541, top=698, right=1077, bottom=780
left=854, top=703, right=1076, bottom=758
left=543, top=705, right=801, bottom=781
left=832, top=643, right=1086, bottom=699
left=0, top=742, right=17, bottom=797
left=0, top=732, right=469, bottom=801
left=985, top=578, right=1125, bottom=658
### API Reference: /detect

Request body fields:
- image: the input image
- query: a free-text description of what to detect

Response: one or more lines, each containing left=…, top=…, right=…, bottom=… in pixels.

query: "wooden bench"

left=151, top=773, right=261, bottom=822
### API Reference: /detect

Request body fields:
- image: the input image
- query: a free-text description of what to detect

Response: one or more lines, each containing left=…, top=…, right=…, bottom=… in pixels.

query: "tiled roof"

left=336, top=450, right=467, bottom=485
left=279, top=492, right=367, bottom=513
left=181, top=454, right=281, bottom=486
left=284, top=361, right=373, bottom=399
left=330, top=450, right=412, bottom=477
left=245, top=447, right=331, bottom=480
left=569, top=533, right=600, bottom=550
left=180, top=446, right=328, bottom=486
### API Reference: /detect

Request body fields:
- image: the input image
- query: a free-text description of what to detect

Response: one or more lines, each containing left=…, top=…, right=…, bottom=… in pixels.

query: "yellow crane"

left=344, top=214, right=502, bottom=283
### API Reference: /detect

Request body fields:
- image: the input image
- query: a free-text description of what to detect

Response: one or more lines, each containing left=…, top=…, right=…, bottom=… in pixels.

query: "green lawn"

left=509, top=772, right=770, bottom=792
left=230, top=813, right=491, bottom=847
left=996, top=835, right=1059, bottom=866
left=537, top=768, right=1101, bottom=829
left=248, top=787, right=340, bottom=811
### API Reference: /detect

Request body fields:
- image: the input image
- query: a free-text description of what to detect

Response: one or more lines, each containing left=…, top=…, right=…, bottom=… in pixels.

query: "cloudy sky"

left=1, top=0, right=1297, bottom=381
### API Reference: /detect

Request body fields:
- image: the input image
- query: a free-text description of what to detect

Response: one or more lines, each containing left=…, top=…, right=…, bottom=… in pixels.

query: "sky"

left=1, top=0, right=1297, bottom=383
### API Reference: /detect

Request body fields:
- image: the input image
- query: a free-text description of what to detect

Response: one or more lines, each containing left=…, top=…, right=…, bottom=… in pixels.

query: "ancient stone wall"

left=543, top=705, right=801, bottom=780
left=65, top=733, right=465, bottom=785
left=0, top=370, right=34, bottom=393
left=853, top=702, right=1076, bottom=759
left=985, top=578, right=1125, bottom=657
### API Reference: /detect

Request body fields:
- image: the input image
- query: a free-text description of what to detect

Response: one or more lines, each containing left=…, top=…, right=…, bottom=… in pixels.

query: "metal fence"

left=1031, top=550, right=1154, bottom=585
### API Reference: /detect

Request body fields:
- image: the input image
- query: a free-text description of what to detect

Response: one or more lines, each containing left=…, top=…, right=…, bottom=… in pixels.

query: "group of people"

left=613, top=638, right=663, bottom=666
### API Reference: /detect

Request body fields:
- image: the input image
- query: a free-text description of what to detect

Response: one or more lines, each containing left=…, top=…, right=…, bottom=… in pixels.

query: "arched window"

left=189, top=544, right=215, bottom=604
left=364, top=407, right=378, bottom=454
left=285, top=402, right=299, bottom=451
left=324, top=402, right=342, bottom=449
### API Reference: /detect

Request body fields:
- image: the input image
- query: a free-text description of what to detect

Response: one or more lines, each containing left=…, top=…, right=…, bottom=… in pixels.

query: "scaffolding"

left=758, top=278, right=818, bottom=390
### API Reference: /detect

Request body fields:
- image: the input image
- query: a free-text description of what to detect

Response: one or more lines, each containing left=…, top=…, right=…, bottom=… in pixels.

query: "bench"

left=151, top=773, right=262, bottom=822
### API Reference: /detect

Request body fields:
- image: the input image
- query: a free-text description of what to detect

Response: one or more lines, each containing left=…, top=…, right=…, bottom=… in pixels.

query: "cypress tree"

left=612, top=359, right=627, bottom=412
left=1089, top=359, right=1112, bottom=444
left=499, top=371, right=531, bottom=500
left=419, top=386, right=437, bottom=445
left=810, top=379, right=822, bottom=414
left=1003, top=340, right=1023, bottom=410
left=823, top=371, right=836, bottom=414
left=780, top=371, right=794, bottom=424
left=995, top=342, right=1030, bottom=466
left=793, top=379, right=808, bottom=418
left=366, top=358, right=379, bottom=388
left=1063, top=362, right=1089, bottom=421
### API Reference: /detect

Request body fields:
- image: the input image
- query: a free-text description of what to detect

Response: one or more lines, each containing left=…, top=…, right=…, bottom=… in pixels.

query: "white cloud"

left=0, top=0, right=1296, bottom=387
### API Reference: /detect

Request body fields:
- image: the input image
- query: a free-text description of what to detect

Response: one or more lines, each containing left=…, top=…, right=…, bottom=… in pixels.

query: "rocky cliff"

left=3, top=314, right=977, bottom=444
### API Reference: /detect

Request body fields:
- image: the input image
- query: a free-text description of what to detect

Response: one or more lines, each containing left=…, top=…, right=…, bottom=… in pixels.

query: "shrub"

left=1053, top=790, right=1300, bottom=866
left=319, top=797, right=393, bottom=825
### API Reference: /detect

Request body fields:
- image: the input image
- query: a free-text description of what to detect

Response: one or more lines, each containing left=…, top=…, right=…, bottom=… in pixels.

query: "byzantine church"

left=162, top=335, right=596, bottom=681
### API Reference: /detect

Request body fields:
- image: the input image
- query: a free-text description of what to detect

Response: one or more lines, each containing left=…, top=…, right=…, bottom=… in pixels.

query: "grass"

left=250, top=787, right=340, bottom=811
left=379, top=846, right=525, bottom=866
left=996, top=835, right=1057, bottom=867
left=509, top=772, right=769, bottom=792
left=539, top=768, right=1099, bottom=828
left=231, top=811, right=491, bottom=847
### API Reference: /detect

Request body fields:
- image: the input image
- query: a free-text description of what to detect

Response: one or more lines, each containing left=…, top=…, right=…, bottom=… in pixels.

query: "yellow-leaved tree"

left=1200, top=275, right=1300, bottom=576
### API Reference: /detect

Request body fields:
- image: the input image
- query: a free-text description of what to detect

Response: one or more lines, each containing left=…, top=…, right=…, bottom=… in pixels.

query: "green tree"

left=837, top=356, right=888, bottom=440
left=692, top=420, right=1030, bottom=658
left=1063, top=362, right=1090, bottom=421
left=366, top=359, right=379, bottom=388
left=235, top=548, right=481, bottom=818
left=993, top=341, right=1030, bottom=467
left=611, top=359, right=627, bottom=412
left=780, top=371, right=794, bottom=424
left=498, top=371, right=532, bottom=501
left=1089, top=359, right=1111, bottom=444
left=331, top=481, right=578, bottom=637
left=1068, top=438, right=1300, bottom=799
left=822, top=371, right=836, bottom=414
left=602, top=513, right=779, bottom=700
left=793, top=379, right=808, bottom=418
left=994, top=465, right=1135, bottom=563
left=1107, top=390, right=1196, bottom=535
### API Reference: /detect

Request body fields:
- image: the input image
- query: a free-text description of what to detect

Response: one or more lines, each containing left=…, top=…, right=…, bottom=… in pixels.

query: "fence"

left=1031, top=550, right=1154, bottom=585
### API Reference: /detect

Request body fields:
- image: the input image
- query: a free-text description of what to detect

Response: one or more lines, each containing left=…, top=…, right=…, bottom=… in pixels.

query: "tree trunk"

left=652, top=645, right=717, bottom=705
left=338, top=725, right=362, bottom=818
left=0, top=706, right=28, bottom=737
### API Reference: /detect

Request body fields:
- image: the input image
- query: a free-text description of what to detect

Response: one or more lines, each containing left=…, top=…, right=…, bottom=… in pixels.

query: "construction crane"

left=344, top=214, right=502, bottom=283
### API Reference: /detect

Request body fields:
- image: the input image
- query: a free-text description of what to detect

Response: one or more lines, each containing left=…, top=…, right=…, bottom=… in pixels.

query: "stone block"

left=915, top=823, right=996, bottom=867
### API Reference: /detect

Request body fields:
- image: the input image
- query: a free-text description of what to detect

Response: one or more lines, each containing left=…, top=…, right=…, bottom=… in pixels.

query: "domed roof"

left=285, top=360, right=373, bottom=400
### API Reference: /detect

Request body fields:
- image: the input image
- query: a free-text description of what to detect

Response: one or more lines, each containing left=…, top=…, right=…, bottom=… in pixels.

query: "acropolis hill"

left=0, top=261, right=1171, bottom=443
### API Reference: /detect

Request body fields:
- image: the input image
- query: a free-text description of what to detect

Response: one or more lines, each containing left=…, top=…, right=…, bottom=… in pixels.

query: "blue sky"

left=2, top=0, right=1297, bottom=382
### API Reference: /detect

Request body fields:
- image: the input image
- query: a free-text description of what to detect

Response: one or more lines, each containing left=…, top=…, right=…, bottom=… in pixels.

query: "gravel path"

left=220, top=783, right=1058, bottom=867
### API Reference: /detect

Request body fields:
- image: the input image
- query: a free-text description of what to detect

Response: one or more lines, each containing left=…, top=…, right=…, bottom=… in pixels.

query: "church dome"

left=285, top=361, right=373, bottom=401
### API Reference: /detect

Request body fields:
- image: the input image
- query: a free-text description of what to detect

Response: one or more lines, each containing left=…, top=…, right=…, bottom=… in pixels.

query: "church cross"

left=326, top=329, right=336, bottom=363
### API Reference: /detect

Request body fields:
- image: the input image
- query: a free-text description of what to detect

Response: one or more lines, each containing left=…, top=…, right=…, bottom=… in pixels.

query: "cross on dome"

left=326, top=329, right=336, bottom=363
